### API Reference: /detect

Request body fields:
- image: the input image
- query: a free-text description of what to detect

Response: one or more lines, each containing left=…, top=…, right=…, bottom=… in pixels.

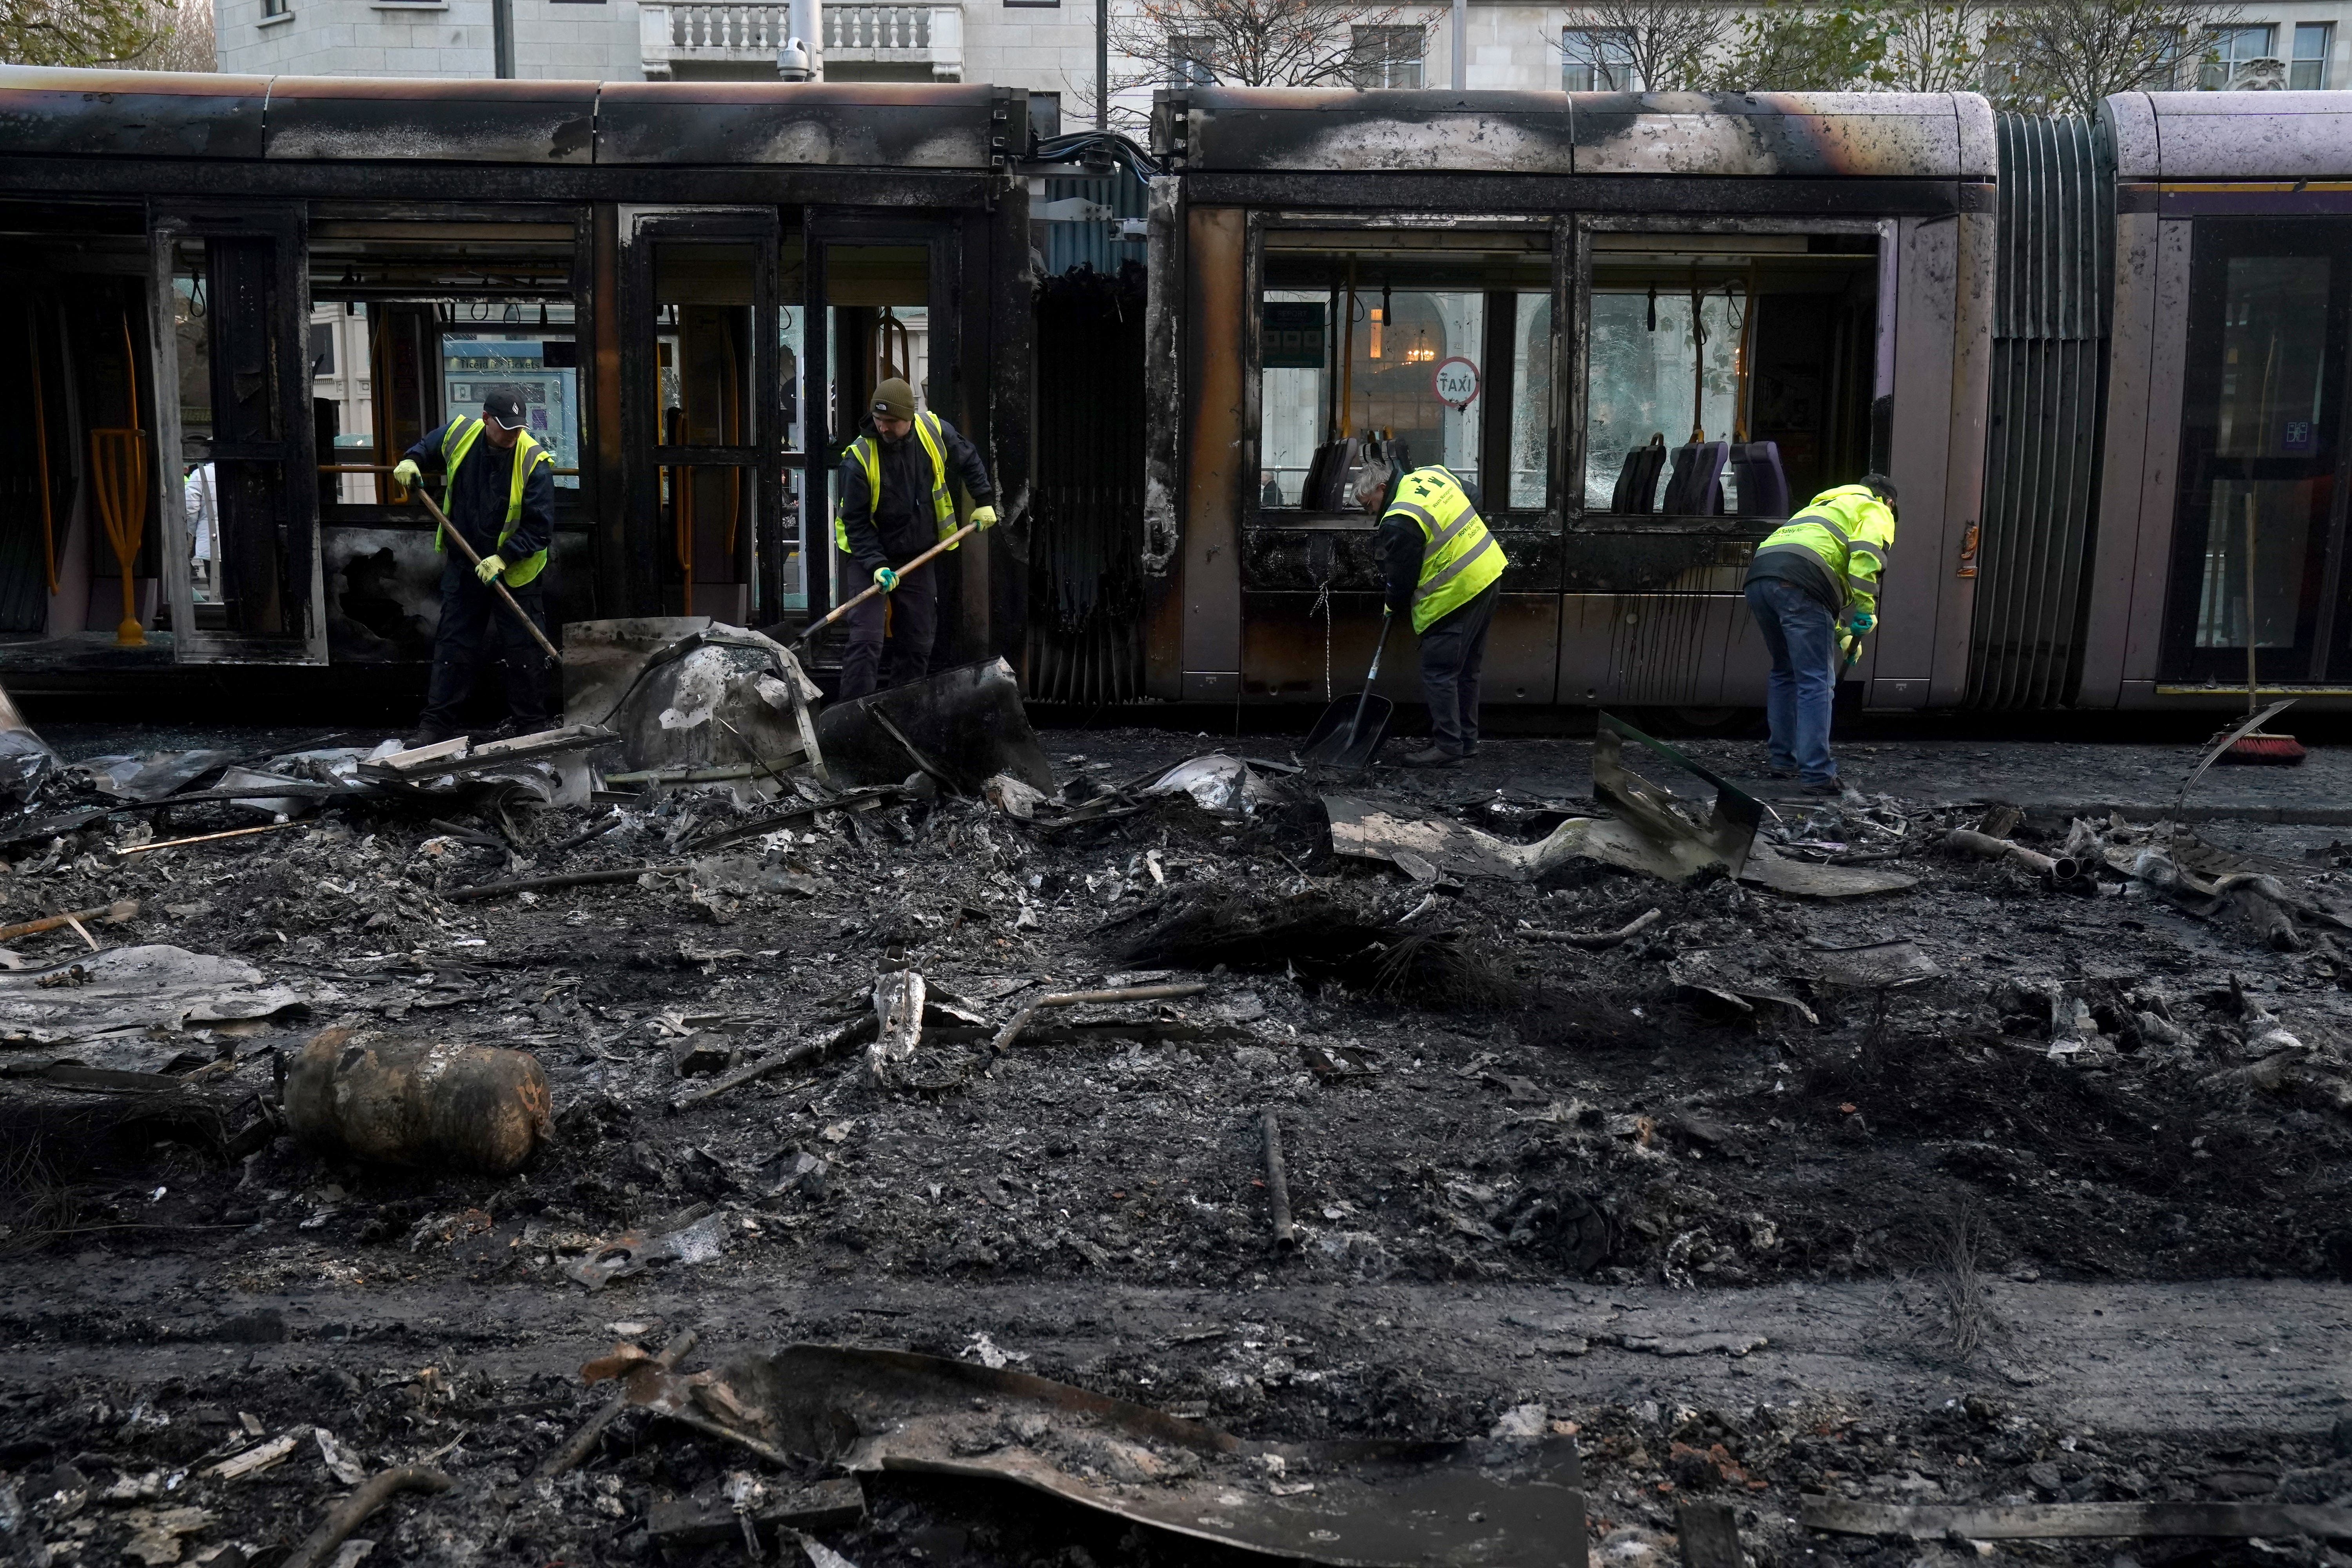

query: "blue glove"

left=873, top=566, right=899, bottom=592
left=1846, top=610, right=1876, bottom=636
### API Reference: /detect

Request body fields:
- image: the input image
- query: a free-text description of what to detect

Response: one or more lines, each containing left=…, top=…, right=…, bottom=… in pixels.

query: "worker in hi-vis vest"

left=1741, top=475, right=1898, bottom=795
left=1353, top=450, right=1508, bottom=768
left=832, top=377, right=997, bottom=701
left=391, top=387, right=557, bottom=750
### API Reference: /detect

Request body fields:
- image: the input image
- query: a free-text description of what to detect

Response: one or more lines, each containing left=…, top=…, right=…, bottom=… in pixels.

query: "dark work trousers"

left=838, top=555, right=941, bottom=701
left=419, top=556, right=552, bottom=735
left=1744, top=575, right=1839, bottom=784
left=1417, top=582, right=1500, bottom=757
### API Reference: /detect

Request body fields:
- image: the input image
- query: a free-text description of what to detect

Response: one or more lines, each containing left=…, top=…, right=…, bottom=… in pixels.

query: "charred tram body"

left=2, top=73, right=2349, bottom=718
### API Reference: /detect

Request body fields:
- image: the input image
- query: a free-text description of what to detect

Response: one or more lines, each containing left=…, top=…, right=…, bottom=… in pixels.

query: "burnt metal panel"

left=1241, top=592, right=1556, bottom=705
left=1555, top=592, right=1753, bottom=708
left=0, top=152, right=992, bottom=207
left=1159, top=86, right=1978, bottom=179
left=2144, top=91, right=2352, bottom=181
left=1171, top=88, right=1583, bottom=175
left=1180, top=205, right=1245, bottom=691
left=0, top=65, right=266, bottom=160
left=1571, top=92, right=1969, bottom=179
left=1178, top=172, right=1964, bottom=218
left=1026, top=265, right=1146, bottom=704
left=263, top=75, right=597, bottom=164
left=2103, top=93, right=2160, bottom=183
left=595, top=82, right=1007, bottom=168
left=1967, top=114, right=2114, bottom=708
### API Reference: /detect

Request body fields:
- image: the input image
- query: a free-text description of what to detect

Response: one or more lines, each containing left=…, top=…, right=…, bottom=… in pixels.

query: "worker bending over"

left=1355, top=453, right=1508, bottom=769
left=833, top=377, right=997, bottom=701
left=1741, top=476, right=1898, bottom=795
left=392, top=387, right=557, bottom=750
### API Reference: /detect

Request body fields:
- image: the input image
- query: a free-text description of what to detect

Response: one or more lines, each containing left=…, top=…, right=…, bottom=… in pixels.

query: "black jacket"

left=404, top=419, right=556, bottom=567
left=835, top=414, right=993, bottom=577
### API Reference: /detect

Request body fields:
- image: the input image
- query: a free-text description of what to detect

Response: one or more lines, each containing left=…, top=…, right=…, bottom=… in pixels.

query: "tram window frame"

left=1570, top=218, right=1884, bottom=538
left=305, top=211, right=595, bottom=524
left=1243, top=214, right=1564, bottom=531
left=2159, top=214, right=2352, bottom=686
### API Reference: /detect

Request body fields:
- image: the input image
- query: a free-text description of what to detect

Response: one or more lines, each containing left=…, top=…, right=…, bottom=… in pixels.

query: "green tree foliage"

left=1, top=0, right=168, bottom=66
left=1714, top=0, right=1899, bottom=89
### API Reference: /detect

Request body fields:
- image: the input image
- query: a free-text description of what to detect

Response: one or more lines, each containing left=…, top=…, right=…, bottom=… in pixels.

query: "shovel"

left=794, top=521, right=980, bottom=647
left=1298, top=610, right=1394, bottom=770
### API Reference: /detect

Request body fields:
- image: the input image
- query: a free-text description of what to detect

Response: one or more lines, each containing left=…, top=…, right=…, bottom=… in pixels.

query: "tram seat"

left=1662, top=439, right=1730, bottom=515
left=1610, top=434, right=1668, bottom=514
left=1729, top=441, right=1790, bottom=519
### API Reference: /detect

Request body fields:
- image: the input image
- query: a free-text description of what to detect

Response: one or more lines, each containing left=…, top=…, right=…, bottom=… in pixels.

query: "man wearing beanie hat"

left=833, top=376, right=998, bottom=699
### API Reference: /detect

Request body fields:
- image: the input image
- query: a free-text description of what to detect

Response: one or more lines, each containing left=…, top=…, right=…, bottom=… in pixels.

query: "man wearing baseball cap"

left=833, top=376, right=997, bottom=699
left=391, top=386, right=557, bottom=748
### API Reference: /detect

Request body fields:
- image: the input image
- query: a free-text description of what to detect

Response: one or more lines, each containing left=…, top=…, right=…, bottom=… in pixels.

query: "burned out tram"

left=2, top=71, right=2351, bottom=724
left=0, top=68, right=1034, bottom=689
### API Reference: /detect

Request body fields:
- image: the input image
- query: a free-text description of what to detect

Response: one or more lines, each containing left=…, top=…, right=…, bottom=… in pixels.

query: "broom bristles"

left=2220, top=731, right=2306, bottom=766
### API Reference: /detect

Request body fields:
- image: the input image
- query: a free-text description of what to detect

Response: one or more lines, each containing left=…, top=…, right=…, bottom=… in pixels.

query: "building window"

left=309, top=321, right=335, bottom=379
left=1351, top=25, right=1424, bottom=88
left=2202, top=24, right=2278, bottom=88
left=1561, top=26, right=1636, bottom=91
left=1170, top=35, right=1217, bottom=86
left=2294, top=21, right=2331, bottom=87
left=260, top=0, right=289, bottom=17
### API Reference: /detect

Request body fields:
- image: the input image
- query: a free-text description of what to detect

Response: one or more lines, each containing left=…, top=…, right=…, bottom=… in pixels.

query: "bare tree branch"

left=1558, top=0, right=1733, bottom=91
left=1107, top=0, right=1427, bottom=93
left=121, top=0, right=216, bottom=72
left=1884, top=0, right=1995, bottom=91
left=1989, top=0, right=2242, bottom=115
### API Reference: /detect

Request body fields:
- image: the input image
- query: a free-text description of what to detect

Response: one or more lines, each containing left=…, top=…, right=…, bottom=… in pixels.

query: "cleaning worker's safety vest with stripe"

left=1384, top=465, right=1506, bottom=633
left=1752, top=484, right=1896, bottom=621
left=834, top=410, right=960, bottom=554
left=435, top=417, right=554, bottom=588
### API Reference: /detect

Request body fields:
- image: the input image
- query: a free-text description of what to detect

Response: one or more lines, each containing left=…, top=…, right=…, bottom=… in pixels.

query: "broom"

left=89, top=311, right=149, bottom=649
left=2221, top=489, right=2304, bottom=765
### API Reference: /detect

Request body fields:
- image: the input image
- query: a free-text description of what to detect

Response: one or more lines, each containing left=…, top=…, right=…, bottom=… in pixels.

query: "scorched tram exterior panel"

left=2, top=68, right=2350, bottom=717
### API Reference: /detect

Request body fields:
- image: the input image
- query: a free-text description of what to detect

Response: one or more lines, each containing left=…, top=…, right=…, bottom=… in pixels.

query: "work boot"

left=1800, top=776, right=1845, bottom=797
left=1399, top=744, right=1463, bottom=769
left=401, top=722, right=457, bottom=751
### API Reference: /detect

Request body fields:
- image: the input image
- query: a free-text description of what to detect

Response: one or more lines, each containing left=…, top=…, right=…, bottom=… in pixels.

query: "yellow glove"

left=873, top=566, right=899, bottom=592
left=391, top=457, right=422, bottom=491
left=474, top=554, right=506, bottom=584
left=969, top=505, right=998, bottom=531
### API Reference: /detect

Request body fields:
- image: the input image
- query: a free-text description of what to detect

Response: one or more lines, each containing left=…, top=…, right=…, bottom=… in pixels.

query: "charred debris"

left=4, top=639, right=2352, bottom=1563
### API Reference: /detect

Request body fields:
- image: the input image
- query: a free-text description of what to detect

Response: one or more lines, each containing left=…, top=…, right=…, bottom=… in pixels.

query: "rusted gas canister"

left=283, top=1025, right=553, bottom=1175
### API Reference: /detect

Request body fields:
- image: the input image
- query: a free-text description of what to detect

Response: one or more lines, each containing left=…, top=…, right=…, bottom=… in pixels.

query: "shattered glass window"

left=1584, top=288, right=1740, bottom=510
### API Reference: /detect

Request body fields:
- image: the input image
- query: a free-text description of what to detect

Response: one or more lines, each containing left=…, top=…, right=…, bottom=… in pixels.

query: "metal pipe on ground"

left=1945, top=828, right=2083, bottom=882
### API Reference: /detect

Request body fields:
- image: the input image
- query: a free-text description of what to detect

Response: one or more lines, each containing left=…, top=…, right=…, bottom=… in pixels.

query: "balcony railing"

left=825, top=5, right=929, bottom=50
left=640, top=0, right=962, bottom=76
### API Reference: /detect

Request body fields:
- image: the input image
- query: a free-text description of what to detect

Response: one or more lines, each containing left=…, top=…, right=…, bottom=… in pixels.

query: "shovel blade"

left=1298, top=693, right=1395, bottom=770
left=815, top=657, right=1056, bottom=795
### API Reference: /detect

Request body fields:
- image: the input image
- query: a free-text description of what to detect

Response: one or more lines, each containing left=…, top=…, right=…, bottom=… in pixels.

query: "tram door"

left=805, top=232, right=949, bottom=628
left=2162, top=216, right=2352, bottom=685
left=151, top=203, right=328, bottom=661
left=620, top=209, right=782, bottom=622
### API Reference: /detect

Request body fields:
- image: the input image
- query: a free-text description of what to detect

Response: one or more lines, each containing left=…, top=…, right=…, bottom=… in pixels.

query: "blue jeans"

left=1744, top=576, right=1837, bottom=784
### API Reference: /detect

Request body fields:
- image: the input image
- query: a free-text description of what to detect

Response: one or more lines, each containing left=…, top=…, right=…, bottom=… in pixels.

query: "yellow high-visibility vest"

left=833, top=410, right=959, bottom=554
left=436, top=417, right=554, bottom=588
left=1383, top=465, right=1506, bottom=633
